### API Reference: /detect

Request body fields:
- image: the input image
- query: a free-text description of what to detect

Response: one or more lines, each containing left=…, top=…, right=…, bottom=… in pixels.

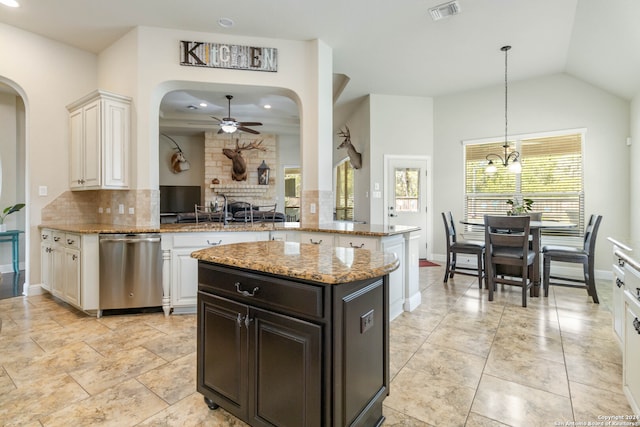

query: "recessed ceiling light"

left=263, top=104, right=272, bottom=109
left=199, top=102, right=208, bottom=107
left=187, top=105, right=198, bottom=110
left=0, top=0, right=20, bottom=7
left=218, top=18, right=235, bottom=28
left=429, top=0, right=461, bottom=21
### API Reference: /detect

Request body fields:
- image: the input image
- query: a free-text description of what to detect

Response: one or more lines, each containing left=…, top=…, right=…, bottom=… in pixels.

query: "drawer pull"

left=616, top=278, right=624, bottom=288
left=619, top=259, right=625, bottom=267
left=349, top=242, right=365, bottom=248
left=42, top=234, right=48, bottom=240
left=236, top=313, right=244, bottom=327
left=634, top=317, right=640, bottom=335
left=67, top=238, right=75, bottom=245
left=72, top=254, right=78, bottom=261
left=309, top=239, right=322, bottom=245
left=235, top=282, right=259, bottom=297
left=53, top=236, right=60, bottom=242
left=207, top=239, right=223, bottom=246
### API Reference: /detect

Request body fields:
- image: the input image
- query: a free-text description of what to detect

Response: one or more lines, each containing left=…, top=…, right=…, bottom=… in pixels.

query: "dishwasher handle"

left=100, top=236, right=161, bottom=243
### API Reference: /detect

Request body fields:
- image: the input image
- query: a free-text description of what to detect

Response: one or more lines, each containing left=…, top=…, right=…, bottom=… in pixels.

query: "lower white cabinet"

left=39, top=228, right=99, bottom=312
left=613, top=252, right=626, bottom=347
left=162, top=231, right=269, bottom=314
left=624, top=281, right=640, bottom=416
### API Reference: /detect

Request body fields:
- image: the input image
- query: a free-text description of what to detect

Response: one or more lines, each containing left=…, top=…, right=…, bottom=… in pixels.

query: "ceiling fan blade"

left=217, top=128, right=225, bottom=134
left=211, top=116, right=223, bottom=123
left=238, top=122, right=262, bottom=127
left=238, top=126, right=260, bottom=134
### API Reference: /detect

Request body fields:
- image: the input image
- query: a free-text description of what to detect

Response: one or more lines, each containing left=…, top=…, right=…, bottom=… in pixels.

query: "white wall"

left=0, top=23, right=98, bottom=284
left=434, top=73, right=630, bottom=272
left=630, top=93, right=640, bottom=241
left=369, top=94, right=434, bottom=226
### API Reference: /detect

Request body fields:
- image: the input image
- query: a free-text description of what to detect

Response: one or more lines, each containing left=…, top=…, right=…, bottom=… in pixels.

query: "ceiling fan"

left=212, top=95, right=263, bottom=134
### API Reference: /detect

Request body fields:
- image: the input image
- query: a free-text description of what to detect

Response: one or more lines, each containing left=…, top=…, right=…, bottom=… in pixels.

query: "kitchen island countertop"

left=191, top=240, right=400, bottom=284
left=39, top=221, right=420, bottom=237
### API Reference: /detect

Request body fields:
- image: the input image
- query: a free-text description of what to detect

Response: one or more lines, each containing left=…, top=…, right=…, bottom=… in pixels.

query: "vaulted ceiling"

left=2, top=0, right=638, bottom=135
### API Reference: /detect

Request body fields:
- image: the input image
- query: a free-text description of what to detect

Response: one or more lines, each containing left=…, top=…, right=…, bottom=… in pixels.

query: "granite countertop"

left=191, top=240, right=400, bottom=284
left=39, top=222, right=420, bottom=236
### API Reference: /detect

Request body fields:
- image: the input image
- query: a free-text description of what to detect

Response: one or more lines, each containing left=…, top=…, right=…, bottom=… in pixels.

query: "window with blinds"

left=464, top=132, right=584, bottom=238
left=335, top=158, right=354, bottom=220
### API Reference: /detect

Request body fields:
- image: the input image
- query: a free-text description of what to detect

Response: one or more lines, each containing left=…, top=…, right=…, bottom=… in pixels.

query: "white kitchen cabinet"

left=335, top=235, right=379, bottom=250
left=162, top=231, right=269, bottom=314
left=299, top=232, right=333, bottom=246
left=624, top=281, right=640, bottom=416
left=613, top=251, right=626, bottom=347
left=67, top=90, right=131, bottom=190
left=39, top=228, right=99, bottom=313
left=381, top=235, right=405, bottom=320
left=40, top=229, right=54, bottom=292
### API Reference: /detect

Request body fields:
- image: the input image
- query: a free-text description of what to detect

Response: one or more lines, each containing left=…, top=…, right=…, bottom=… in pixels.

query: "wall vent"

left=429, top=0, right=461, bottom=21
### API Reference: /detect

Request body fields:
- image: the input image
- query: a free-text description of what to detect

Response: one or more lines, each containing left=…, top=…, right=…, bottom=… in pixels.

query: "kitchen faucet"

left=215, top=193, right=228, bottom=226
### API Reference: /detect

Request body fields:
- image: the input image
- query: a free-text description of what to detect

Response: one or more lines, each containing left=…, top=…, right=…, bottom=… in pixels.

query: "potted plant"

left=0, top=203, right=25, bottom=232
left=506, top=198, right=533, bottom=216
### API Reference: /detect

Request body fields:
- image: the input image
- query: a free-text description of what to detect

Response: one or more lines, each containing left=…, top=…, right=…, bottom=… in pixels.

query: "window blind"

left=464, top=132, right=584, bottom=238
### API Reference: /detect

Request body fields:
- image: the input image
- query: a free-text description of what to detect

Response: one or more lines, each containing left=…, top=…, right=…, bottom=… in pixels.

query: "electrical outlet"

left=98, top=207, right=103, bottom=214
left=310, top=203, right=316, bottom=214
left=360, top=309, right=374, bottom=333
left=118, top=204, right=124, bottom=214
left=128, top=207, right=135, bottom=215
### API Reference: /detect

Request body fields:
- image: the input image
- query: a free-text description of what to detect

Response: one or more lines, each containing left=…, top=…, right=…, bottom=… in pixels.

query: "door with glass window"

left=385, top=157, right=428, bottom=259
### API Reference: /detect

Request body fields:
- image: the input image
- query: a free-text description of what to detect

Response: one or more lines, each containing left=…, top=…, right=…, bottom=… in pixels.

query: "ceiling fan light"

left=221, top=123, right=237, bottom=133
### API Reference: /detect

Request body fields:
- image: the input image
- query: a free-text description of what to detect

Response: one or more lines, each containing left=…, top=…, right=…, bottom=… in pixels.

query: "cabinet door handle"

left=309, top=238, right=322, bottom=245
left=53, top=237, right=60, bottom=242
left=236, top=313, right=244, bottom=327
left=618, top=259, right=625, bottom=267
left=207, top=239, right=222, bottom=246
left=42, top=234, right=48, bottom=240
left=67, top=239, right=75, bottom=245
left=244, top=316, right=253, bottom=328
left=616, top=278, right=624, bottom=288
left=634, top=317, right=640, bottom=335
left=349, top=242, right=365, bottom=248
left=235, top=282, right=259, bottom=297
left=72, top=254, right=78, bottom=261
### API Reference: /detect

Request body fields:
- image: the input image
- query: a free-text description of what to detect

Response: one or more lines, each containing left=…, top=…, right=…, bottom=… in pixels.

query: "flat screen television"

left=160, top=185, right=201, bottom=213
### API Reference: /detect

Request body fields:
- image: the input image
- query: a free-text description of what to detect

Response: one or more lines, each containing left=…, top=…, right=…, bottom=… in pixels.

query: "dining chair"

left=542, top=214, right=603, bottom=303
left=484, top=215, right=535, bottom=307
left=442, top=211, right=486, bottom=288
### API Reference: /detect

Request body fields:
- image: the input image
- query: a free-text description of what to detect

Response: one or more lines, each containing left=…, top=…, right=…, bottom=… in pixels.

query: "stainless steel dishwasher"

left=99, top=233, right=162, bottom=314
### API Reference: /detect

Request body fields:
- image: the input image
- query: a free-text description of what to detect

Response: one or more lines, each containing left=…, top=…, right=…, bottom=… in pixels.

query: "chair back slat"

left=583, top=214, right=603, bottom=255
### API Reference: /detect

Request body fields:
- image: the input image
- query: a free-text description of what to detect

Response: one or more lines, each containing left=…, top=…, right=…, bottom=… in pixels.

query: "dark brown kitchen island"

left=191, top=240, right=400, bottom=427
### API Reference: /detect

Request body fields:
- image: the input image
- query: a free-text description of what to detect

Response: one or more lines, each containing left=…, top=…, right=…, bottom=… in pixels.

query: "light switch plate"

left=38, top=186, right=48, bottom=196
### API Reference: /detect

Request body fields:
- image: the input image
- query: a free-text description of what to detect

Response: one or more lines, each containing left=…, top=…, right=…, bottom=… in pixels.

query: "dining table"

left=460, top=218, right=576, bottom=297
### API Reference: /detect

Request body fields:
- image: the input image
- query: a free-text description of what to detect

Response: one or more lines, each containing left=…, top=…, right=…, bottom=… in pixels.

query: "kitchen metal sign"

left=180, top=41, right=277, bottom=72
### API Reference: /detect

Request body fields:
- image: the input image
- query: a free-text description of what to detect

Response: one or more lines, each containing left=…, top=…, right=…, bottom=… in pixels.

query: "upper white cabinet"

left=67, top=90, right=131, bottom=190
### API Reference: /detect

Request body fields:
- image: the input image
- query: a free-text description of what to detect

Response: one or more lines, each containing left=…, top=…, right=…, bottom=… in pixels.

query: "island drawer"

left=198, top=264, right=325, bottom=320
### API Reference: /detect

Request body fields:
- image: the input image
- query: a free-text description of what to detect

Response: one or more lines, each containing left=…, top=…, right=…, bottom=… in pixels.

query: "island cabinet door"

left=197, top=292, right=249, bottom=421
left=248, top=306, right=322, bottom=427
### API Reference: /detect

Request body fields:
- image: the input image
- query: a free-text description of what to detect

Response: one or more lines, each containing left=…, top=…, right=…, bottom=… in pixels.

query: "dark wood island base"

left=193, top=240, right=397, bottom=427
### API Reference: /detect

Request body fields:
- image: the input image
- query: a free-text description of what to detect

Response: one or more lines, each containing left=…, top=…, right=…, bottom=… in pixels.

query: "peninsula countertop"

left=191, top=240, right=400, bottom=284
left=39, top=222, right=420, bottom=236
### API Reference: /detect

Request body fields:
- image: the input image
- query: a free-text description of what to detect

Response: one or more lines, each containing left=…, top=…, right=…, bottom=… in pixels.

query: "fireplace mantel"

left=210, top=184, right=269, bottom=198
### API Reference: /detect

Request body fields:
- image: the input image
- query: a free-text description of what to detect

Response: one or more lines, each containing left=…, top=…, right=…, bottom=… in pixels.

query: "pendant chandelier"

left=485, top=45, right=521, bottom=174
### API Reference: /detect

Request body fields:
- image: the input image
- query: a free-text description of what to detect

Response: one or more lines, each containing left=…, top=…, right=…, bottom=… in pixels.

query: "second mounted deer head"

left=222, top=139, right=267, bottom=181
left=337, top=126, right=362, bottom=169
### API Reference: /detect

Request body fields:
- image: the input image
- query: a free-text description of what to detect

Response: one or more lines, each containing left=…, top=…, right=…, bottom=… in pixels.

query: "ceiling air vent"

left=429, top=0, right=461, bottom=21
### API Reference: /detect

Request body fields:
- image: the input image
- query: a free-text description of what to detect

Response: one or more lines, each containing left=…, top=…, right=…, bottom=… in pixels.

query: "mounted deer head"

left=337, top=126, right=362, bottom=169
left=222, top=139, right=267, bottom=181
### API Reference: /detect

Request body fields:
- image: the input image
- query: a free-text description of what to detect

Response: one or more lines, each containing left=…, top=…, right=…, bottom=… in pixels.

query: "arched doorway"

left=0, top=81, right=27, bottom=298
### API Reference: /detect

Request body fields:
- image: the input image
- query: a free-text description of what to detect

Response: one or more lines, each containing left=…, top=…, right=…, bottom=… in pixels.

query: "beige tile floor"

left=0, top=266, right=633, bottom=426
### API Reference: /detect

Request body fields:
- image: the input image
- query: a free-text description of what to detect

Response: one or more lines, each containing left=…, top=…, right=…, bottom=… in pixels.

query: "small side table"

left=0, top=230, right=23, bottom=273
